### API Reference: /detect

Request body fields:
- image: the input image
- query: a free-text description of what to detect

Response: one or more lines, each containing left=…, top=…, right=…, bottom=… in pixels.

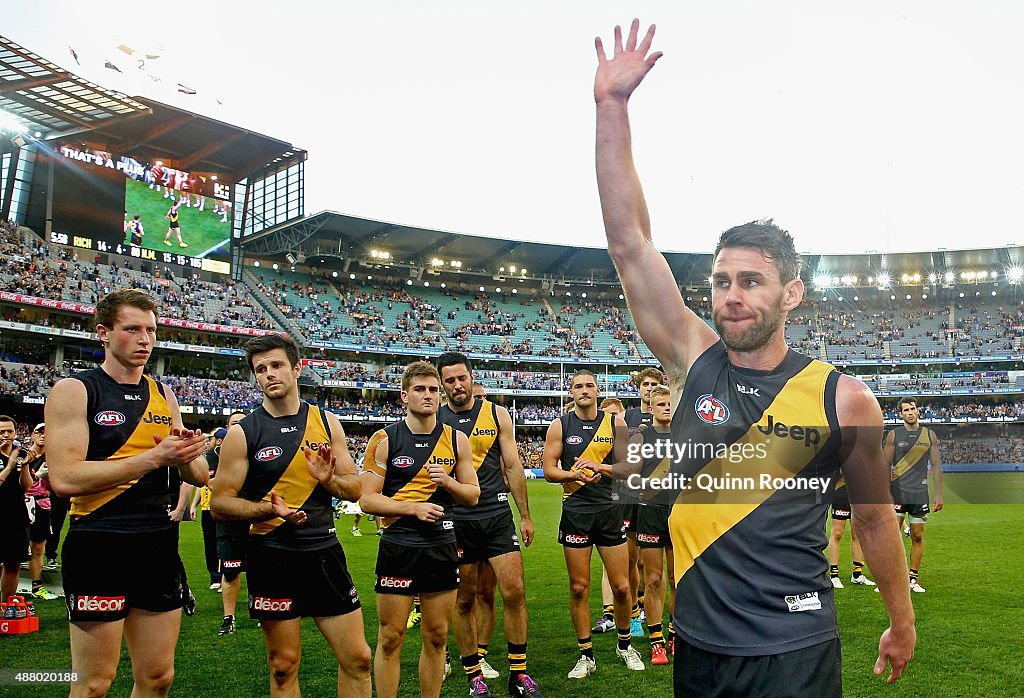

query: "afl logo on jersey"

left=695, top=394, right=730, bottom=425
left=391, top=456, right=415, bottom=468
left=256, top=446, right=283, bottom=462
left=566, top=435, right=583, bottom=445
left=94, top=411, right=126, bottom=426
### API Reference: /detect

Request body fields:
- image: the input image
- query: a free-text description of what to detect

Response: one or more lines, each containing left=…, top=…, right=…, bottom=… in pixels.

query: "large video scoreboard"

left=46, top=145, right=234, bottom=274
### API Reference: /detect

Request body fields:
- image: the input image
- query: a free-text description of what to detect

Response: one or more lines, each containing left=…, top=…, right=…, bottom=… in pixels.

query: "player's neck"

left=576, top=405, right=599, bottom=420
left=653, top=421, right=671, bottom=430
left=101, top=358, right=145, bottom=385
left=447, top=396, right=476, bottom=414
left=726, top=337, right=790, bottom=371
left=405, top=412, right=437, bottom=434
left=640, top=402, right=653, bottom=414
left=262, top=393, right=302, bottom=418
left=903, top=421, right=920, bottom=431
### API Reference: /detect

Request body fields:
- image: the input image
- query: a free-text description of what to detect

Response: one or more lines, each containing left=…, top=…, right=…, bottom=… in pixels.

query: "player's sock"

left=508, top=642, right=527, bottom=679
left=461, top=654, right=482, bottom=682
left=909, top=567, right=919, bottom=583
left=602, top=604, right=614, bottom=621
left=617, top=628, right=632, bottom=651
left=577, top=637, right=594, bottom=660
left=637, top=589, right=645, bottom=613
left=852, top=560, right=864, bottom=577
left=478, top=644, right=489, bottom=661
left=630, top=602, right=641, bottom=620
left=31, top=579, right=43, bottom=592
left=829, top=564, right=839, bottom=577
left=648, top=623, right=664, bottom=648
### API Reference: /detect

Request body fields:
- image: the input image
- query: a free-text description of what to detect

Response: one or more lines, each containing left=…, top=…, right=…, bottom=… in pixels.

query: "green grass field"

left=6, top=473, right=1023, bottom=697
left=124, top=178, right=231, bottom=259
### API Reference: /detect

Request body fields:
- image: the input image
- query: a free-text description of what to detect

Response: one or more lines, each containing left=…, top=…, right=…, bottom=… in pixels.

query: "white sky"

left=7, top=1, right=1024, bottom=255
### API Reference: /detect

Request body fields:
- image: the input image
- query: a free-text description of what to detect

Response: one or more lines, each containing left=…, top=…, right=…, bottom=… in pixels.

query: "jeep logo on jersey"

left=756, top=415, right=821, bottom=448
left=391, top=455, right=415, bottom=468
left=256, top=446, right=283, bottom=462
left=94, top=411, right=126, bottom=426
left=473, top=428, right=497, bottom=437
left=566, top=435, right=583, bottom=445
left=695, top=394, right=730, bottom=425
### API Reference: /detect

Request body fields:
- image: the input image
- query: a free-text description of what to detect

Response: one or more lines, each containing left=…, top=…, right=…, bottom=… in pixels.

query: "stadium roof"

left=240, top=210, right=713, bottom=284
left=0, top=35, right=151, bottom=139
left=65, top=96, right=307, bottom=181
left=241, top=210, right=1024, bottom=288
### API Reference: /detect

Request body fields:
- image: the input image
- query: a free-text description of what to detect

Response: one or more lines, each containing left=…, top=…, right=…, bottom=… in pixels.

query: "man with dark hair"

left=360, top=360, right=480, bottom=698
left=212, top=338, right=371, bottom=696
left=882, top=398, right=944, bottom=593
left=594, top=20, right=915, bottom=695
left=435, top=352, right=542, bottom=697
left=45, top=288, right=209, bottom=697
left=543, top=369, right=642, bottom=678
left=0, top=414, right=31, bottom=603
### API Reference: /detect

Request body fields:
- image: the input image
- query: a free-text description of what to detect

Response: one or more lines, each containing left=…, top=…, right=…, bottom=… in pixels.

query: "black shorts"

left=455, top=511, right=520, bottom=564
left=29, top=505, right=51, bottom=543
left=635, top=504, right=671, bottom=548
left=830, top=488, right=851, bottom=521
left=0, top=517, right=29, bottom=567
left=558, top=506, right=627, bottom=548
left=247, top=542, right=360, bottom=620
left=63, top=527, right=183, bottom=622
left=375, top=539, right=459, bottom=595
left=673, top=636, right=842, bottom=698
left=169, top=220, right=179, bottom=229
left=217, top=530, right=249, bottom=580
left=893, top=498, right=929, bottom=522
left=621, top=501, right=640, bottom=534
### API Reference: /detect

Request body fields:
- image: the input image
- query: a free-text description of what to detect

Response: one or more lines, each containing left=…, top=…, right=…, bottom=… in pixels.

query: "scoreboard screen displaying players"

left=48, top=145, right=234, bottom=275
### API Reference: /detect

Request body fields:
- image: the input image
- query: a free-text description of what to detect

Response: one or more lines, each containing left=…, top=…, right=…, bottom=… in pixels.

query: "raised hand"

left=304, top=443, right=336, bottom=485
left=270, top=489, right=307, bottom=526
left=594, top=18, right=663, bottom=104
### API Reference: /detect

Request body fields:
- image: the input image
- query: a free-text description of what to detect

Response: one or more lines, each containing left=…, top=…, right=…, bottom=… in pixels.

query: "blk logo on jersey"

left=566, top=435, right=583, bottom=445
left=391, top=455, right=415, bottom=468
left=94, top=411, right=126, bottom=426
left=256, top=446, right=283, bottom=462
left=695, top=394, right=730, bottom=425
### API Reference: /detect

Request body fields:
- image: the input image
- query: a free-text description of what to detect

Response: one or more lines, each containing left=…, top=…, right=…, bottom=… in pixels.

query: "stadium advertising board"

left=48, top=145, right=233, bottom=274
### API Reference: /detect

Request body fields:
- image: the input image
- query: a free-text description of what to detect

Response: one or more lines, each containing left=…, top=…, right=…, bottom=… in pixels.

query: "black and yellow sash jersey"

left=168, top=208, right=179, bottom=223
left=70, top=368, right=179, bottom=533
left=634, top=425, right=674, bottom=511
left=558, top=409, right=619, bottom=514
left=238, top=402, right=336, bottom=551
left=620, top=408, right=654, bottom=503
left=438, top=399, right=509, bottom=521
left=890, top=425, right=931, bottom=498
left=363, top=420, right=460, bottom=547
left=624, top=407, right=654, bottom=434
left=669, top=341, right=842, bottom=656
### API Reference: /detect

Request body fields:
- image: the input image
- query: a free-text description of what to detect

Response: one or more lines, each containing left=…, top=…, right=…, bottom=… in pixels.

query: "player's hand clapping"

left=304, top=442, right=336, bottom=484
left=413, top=502, right=445, bottom=523
left=270, top=489, right=307, bottom=525
left=151, top=428, right=207, bottom=469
